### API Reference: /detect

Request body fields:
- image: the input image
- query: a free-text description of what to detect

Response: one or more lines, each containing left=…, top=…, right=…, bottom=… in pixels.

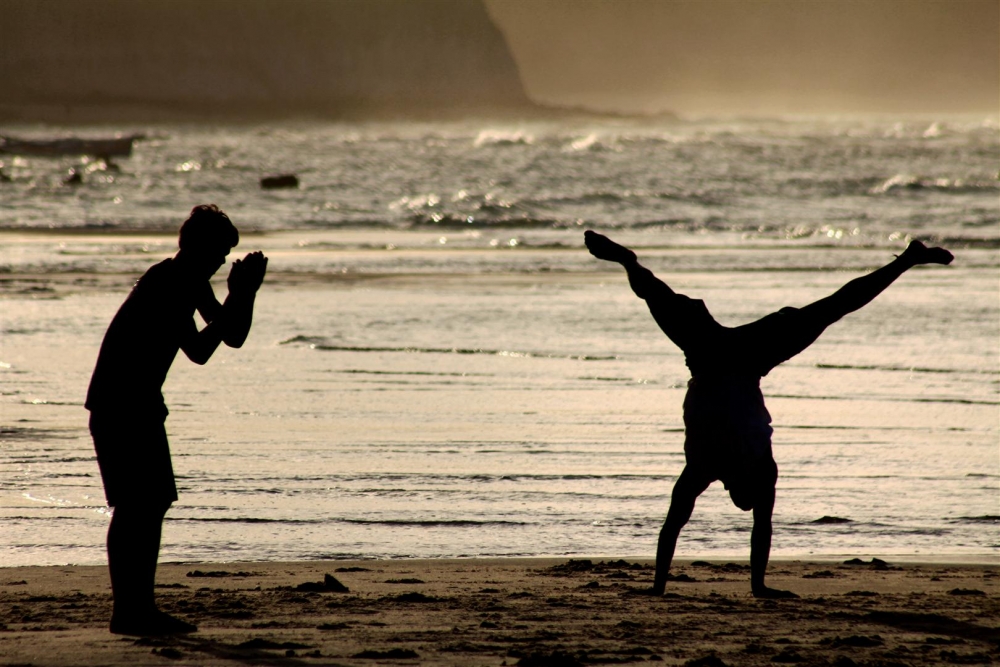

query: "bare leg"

left=799, top=240, right=953, bottom=325
left=585, top=230, right=676, bottom=300
left=584, top=230, right=636, bottom=264
left=650, top=466, right=712, bottom=594
left=587, top=231, right=708, bottom=595
left=107, top=502, right=197, bottom=635
left=107, top=503, right=165, bottom=615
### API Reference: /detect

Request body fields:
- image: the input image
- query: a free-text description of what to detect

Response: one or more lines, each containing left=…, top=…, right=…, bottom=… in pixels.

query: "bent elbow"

left=182, top=348, right=212, bottom=365
left=223, top=334, right=247, bottom=349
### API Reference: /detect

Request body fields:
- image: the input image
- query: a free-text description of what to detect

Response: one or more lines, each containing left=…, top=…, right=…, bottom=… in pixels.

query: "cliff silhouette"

left=0, top=0, right=536, bottom=122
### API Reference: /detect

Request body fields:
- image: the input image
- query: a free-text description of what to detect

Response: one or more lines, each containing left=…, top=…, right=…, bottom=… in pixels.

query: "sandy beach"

left=0, top=558, right=996, bottom=666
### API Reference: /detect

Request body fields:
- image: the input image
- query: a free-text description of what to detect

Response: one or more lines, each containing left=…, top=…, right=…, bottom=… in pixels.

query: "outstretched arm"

left=584, top=231, right=675, bottom=301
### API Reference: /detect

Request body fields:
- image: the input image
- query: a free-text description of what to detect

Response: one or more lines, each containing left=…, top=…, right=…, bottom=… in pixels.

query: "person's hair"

left=178, top=204, right=239, bottom=251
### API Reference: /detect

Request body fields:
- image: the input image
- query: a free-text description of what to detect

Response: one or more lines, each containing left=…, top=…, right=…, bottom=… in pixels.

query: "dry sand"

left=0, top=558, right=997, bottom=666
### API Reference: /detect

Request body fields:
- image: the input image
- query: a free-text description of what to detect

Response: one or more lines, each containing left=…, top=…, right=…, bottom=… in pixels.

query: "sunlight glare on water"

left=0, top=116, right=997, bottom=566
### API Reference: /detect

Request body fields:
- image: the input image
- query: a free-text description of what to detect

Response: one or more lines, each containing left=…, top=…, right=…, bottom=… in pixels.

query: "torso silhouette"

left=86, top=258, right=212, bottom=418
left=648, top=292, right=827, bottom=462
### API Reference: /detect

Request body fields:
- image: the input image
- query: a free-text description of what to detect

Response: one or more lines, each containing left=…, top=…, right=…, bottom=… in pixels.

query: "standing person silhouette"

left=86, top=205, right=267, bottom=635
left=584, top=230, right=952, bottom=598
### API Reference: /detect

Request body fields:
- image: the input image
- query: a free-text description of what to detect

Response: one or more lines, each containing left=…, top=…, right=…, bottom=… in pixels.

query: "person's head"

left=177, top=204, right=239, bottom=279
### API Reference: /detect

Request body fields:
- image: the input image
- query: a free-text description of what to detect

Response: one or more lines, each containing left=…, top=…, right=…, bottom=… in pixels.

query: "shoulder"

left=133, top=259, right=176, bottom=292
left=141, top=258, right=176, bottom=283
left=131, top=259, right=200, bottom=307
left=137, top=259, right=204, bottom=294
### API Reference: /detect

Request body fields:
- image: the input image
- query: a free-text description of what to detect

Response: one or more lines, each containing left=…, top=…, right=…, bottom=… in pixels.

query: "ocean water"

left=1, top=115, right=997, bottom=567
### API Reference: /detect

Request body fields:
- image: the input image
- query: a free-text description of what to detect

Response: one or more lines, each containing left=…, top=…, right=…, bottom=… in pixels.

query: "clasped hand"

left=227, top=251, right=268, bottom=296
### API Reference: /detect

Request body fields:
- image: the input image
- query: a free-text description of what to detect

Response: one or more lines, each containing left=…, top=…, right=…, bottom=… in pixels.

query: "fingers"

left=227, top=252, right=268, bottom=294
left=235, top=252, right=267, bottom=273
left=238, top=252, right=268, bottom=286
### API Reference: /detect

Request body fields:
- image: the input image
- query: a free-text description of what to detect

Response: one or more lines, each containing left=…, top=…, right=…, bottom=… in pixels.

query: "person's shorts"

left=684, top=376, right=777, bottom=510
left=89, top=411, right=178, bottom=508
left=683, top=411, right=777, bottom=511
left=684, top=433, right=778, bottom=510
left=718, top=456, right=778, bottom=511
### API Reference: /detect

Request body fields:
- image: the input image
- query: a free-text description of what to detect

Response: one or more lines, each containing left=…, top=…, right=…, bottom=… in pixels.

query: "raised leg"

left=585, top=230, right=675, bottom=300
left=651, top=466, right=712, bottom=594
left=584, top=230, right=636, bottom=265
left=798, top=240, right=952, bottom=327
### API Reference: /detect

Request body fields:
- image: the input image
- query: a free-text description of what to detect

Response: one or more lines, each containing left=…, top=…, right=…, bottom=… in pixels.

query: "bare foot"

left=900, top=240, right=954, bottom=266
left=110, top=609, right=198, bottom=635
left=751, top=586, right=799, bottom=599
left=584, top=230, right=637, bottom=264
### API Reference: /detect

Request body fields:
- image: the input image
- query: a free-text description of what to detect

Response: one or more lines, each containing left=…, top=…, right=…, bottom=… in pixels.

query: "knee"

left=111, top=501, right=171, bottom=524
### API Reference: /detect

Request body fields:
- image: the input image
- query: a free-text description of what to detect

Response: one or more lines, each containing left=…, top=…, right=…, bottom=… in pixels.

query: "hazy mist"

left=487, top=0, right=999, bottom=115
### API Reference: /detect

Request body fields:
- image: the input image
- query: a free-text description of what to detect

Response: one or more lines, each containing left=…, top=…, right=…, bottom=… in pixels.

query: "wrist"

left=227, top=288, right=257, bottom=301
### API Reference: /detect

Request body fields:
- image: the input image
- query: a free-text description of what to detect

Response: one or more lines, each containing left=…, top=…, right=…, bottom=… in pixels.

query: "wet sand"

left=1, top=558, right=996, bottom=666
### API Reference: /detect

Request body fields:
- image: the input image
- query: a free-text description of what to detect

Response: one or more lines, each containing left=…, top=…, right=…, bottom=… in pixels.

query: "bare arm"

left=218, top=251, right=267, bottom=348
left=178, top=316, right=224, bottom=365
left=195, top=281, right=224, bottom=324
left=179, top=252, right=267, bottom=363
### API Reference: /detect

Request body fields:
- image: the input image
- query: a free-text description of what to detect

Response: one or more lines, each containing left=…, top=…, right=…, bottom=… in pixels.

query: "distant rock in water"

left=63, top=168, right=83, bottom=185
left=0, top=0, right=535, bottom=122
left=260, top=174, right=299, bottom=190
left=812, top=515, right=853, bottom=524
left=954, top=515, right=1000, bottom=523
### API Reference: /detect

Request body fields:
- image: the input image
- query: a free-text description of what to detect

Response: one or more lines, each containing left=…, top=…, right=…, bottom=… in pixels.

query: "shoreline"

left=5, top=553, right=999, bottom=569
left=1, top=558, right=996, bottom=666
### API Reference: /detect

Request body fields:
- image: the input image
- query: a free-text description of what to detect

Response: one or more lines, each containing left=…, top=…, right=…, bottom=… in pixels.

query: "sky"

left=486, top=0, right=1000, bottom=115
